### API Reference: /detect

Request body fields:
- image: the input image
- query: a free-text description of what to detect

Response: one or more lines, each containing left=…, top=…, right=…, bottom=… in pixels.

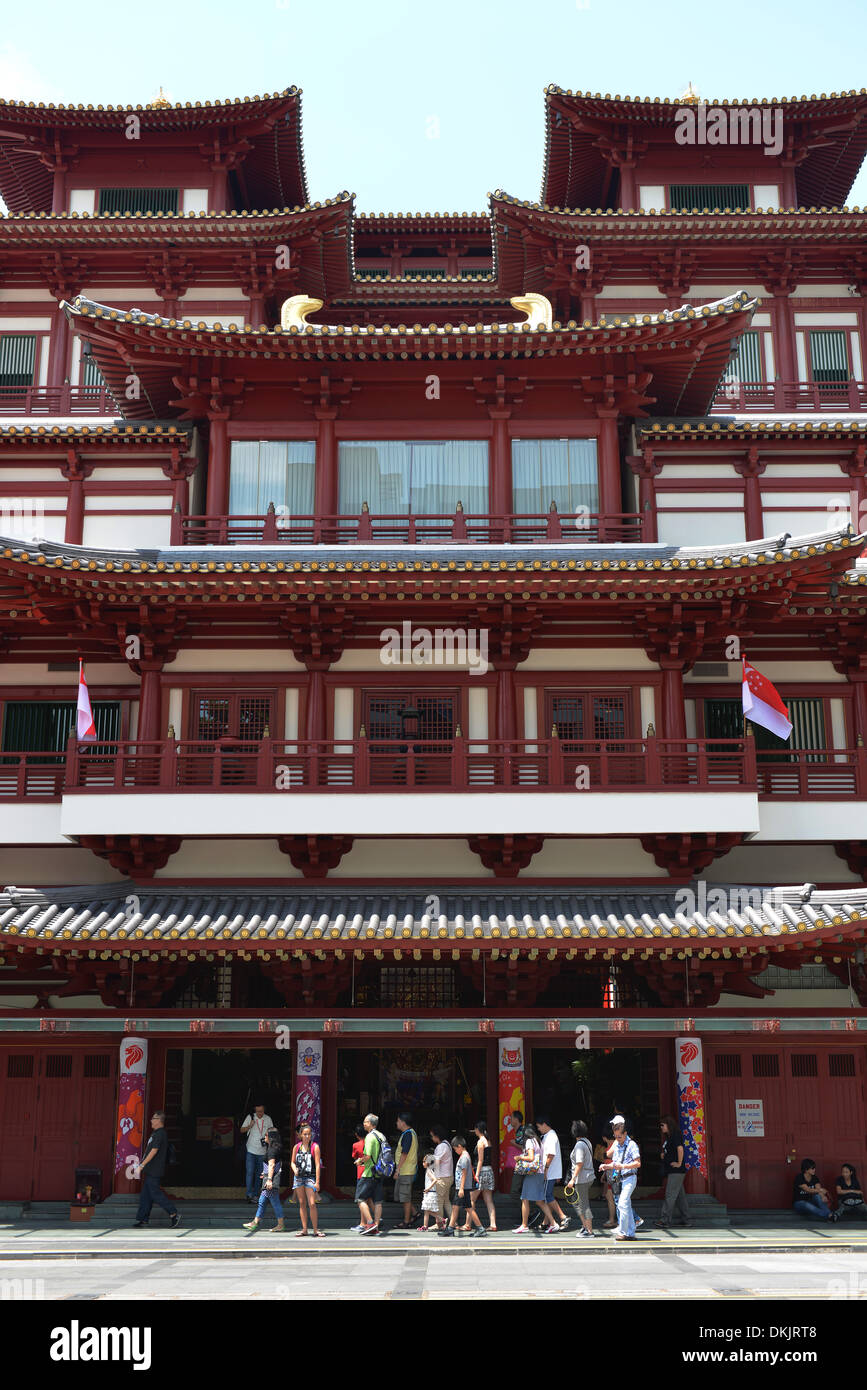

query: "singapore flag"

left=742, top=657, right=792, bottom=741
left=76, top=659, right=97, bottom=740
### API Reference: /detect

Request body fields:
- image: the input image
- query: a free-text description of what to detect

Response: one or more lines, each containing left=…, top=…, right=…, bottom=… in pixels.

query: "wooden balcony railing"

left=178, top=508, right=646, bottom=546
left=0, top=385, right=116, bottom=416
left=711, top=380, right=867, bottom=413
left=755, top=747, right=867, bottom=798
left=1, top=735, right=756, bottom=797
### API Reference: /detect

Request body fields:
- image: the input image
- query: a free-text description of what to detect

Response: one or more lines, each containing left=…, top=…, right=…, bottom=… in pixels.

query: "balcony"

left=178, top=508, right=647, bottom=546
left=0, top=736, right=760, bottom=840
left=0, top=385, right=116, bottom=416
left=711, top=380, right=867, bottom=413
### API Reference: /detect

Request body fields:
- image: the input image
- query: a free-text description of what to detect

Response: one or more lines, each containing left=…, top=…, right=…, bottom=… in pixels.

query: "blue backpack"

left=372, top=1131, right=396, bottom=1179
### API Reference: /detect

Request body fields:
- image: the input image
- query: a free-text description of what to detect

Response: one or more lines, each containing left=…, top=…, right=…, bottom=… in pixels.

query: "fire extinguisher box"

left=69, top=1205, right=94, bottom=1222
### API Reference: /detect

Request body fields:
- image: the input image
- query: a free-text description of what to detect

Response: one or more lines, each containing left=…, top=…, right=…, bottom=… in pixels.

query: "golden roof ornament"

left=148, top=86, right=172, bottom=109
left=679, top=82, right=700, bottom=104
left=280, top=290, right=553, bottom=333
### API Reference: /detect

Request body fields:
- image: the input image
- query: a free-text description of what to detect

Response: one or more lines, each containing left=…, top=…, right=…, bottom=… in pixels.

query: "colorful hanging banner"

left=675, top=1035, right=707, bottom=1177
left=497, top=1035, right=525, bottom=1178
left=295, top=1039, right=323, bottom=1147
left=115, top=1036, right=148, bottom=1176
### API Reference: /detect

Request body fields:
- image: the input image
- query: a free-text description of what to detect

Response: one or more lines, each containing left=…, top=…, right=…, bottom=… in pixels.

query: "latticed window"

left=809, top=330, right=849, bottom=386
left=97, top=187, right=180, bottom=215
left=364, top=691, right=457, bottom=747
left=377, top=967, right=457, bottom=1008
left=752, top=963, right=843, bottom=990
left=1, top=700, right=120, bottom=754
left=703, top=696, right=825, bottom=758
left=723, top=330, right=763, bottom=385
left=191, top=692, right=273, bottom=742
left=0, top=334, right=36, bottom=389
left=547, top=691, right=629, bottom=744
left=79, top=349, right=106, bottom=394
left=669, top=183, right=750, bottom=211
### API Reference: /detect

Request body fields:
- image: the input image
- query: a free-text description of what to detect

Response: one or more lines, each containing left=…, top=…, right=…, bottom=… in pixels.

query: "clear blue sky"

left=2, top=0, right=866, bottom=211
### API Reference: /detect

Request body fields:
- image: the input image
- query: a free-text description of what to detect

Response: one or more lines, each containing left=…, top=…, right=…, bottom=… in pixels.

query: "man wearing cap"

left=599, top=1114, right=641, bottom=1241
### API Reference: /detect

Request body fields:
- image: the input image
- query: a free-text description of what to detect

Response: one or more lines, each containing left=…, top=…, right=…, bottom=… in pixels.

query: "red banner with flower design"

left=115, top=1037, right=148, bottom=1176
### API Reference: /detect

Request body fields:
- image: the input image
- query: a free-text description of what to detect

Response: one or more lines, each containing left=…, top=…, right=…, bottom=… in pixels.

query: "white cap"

left=610, top=1114, right=626, bottom=1126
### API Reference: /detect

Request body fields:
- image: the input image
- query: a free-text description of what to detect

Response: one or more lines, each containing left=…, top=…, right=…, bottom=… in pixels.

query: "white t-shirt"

left=542, top=1128, right=562, bottom=1181
left=242, top=1113, right=274, bottom=1154
left=433, top=1141, right=453, bottom=1178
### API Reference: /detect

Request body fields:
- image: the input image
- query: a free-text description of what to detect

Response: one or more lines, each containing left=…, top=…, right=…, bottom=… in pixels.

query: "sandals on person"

left=393, top=1219, right=414, bottom=1229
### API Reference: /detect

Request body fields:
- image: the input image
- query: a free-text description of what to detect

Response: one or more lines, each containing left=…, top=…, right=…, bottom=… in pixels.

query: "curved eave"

left=62, top=290, right=756, bottom=420
left=0, top=88, right=307, bottom=215
left=541, top=87, right=867, bottom=213
left=2, top=882, right=867, bottom=952
left=638, top=419, right=867, bottom=442
left=0, top=526, right=860, bottom=584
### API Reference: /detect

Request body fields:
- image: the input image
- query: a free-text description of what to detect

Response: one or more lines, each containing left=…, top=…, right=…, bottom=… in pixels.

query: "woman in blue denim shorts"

left=291, top=1122, right=323, bottom=1237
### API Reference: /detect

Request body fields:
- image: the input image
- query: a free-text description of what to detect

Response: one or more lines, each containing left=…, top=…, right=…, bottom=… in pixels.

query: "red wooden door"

left=707, top=1044, right=867, bottom=1209
left=0, top=1048, right=116, bottom=1201
left=0, top=1051, right=37, bottom=1199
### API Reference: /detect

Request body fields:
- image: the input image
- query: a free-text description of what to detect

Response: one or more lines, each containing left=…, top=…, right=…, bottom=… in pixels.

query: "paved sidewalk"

left=2, top=1221, right=866, bottom=1259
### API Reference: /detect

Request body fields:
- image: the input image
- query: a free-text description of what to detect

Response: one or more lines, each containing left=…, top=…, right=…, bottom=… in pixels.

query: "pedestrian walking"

left=354, top=1112, right=386, bottom=1236
left=508, top=1109, right=527, bottom=1198
left=831, top=1164, right=867, bottom=1221
left=440, top=1137, right=485, bottom=1237
left=600, top=1114, right=641, bottom=1241
left=568, top=1119, right=596, bottom=1239
left=537, top=1116, right=571, bottom=1231
left=469, top=1121, right=497, bottom=1231
left=513, top=1123, right=556, bottom=1233
left=594, top=1128, right=618, bottom=1228
left=655, top=1114, right=692, bottom=1228
left=417, top=1153, right=441, bottom=1231
left=291, top=1122, right=323, bottom=1237
left=243, top=1127, right=285, bottom=1233
left=792, top=1158, right=832, bottom=1220
left=393, top=1112, right=419, bottom=1228
left=239, top=1101, right=275, bottom=1203
left=430, top=1124, right=454, bottom=1223
left=133, top=1111, right=180, bottom=1228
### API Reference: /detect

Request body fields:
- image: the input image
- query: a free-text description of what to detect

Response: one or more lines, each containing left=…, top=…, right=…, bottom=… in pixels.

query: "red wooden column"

left=734, top=447, right=766, bottom=542
left=51, top=162, right=67, bottom=215
left=137, top=661, right=165, bottom=742
left=659, top=657, right=687, bottom=741
left=305, top=664, right=328, bottom=742
left=627, top=449, right=662, bottom=542
left=205, top=412, right=230, bottom=518
left=321, top=1037, right=339, bottom=1193
left=596, top=412, right=622, bottom=528
left=849, top=672, right=867, bottom=747
left=314, top=409, right=338, bottom=519
left=494, top=664, right=518, bottom=742
left=771, top=291, right=797, bottom=394
left=489, top=409, right=512, bottom=520
left=841, top=444, right=867, bottom=531
left=61, top=451, right=94, bottom=545
left=47, top=302, right=71, bottom=390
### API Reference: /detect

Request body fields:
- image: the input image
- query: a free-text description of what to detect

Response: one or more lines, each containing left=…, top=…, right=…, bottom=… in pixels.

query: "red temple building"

left=1, top=83, right=867, bottom=1214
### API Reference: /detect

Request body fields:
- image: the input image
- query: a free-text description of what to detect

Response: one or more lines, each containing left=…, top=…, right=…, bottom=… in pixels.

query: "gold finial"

left=358, top=724, right=367, bottom=738
left=455, top=724, right=463, bottom=738
left=263, top=724, right=270, bottom=738
left=679, top=81, right=700, bottom=104
left=745, top=722, right=754, bottom=736
left=167, top=724, right=175, bottom=739
left=551, top=723, right=559, bottom=738
left=148, top=86, right=172, bottom=110
left=280, top=295, right=324, bottom=330
left=646, top=722, right=656, bottom=737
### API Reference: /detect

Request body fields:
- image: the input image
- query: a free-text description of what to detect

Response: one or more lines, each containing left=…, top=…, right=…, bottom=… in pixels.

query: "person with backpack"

left=430, top=1123, right=454, bottom=1223
left=355, top=1112, right=391, bottom=1235
left=439, top=1136, right=486, bottom=1237
left=513, top=1123, right=556, bottom=1234
left=243, top=1127, right=285, bottom=1234
left=133, top=1110, right=180, bottom=1228
left=290, top=1122, right=323, bottom=1237
left=393, top=1112, right=419, bottom=1228
left=568, top=1119, right=596, bottom=1239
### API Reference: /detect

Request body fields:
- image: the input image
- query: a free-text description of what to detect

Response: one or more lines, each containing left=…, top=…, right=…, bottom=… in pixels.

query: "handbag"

left=515, top=1145, right=541, bottom=1176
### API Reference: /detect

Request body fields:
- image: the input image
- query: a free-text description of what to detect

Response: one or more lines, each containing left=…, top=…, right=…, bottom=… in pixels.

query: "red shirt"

left=352, top=1139, right=365, bottom=1178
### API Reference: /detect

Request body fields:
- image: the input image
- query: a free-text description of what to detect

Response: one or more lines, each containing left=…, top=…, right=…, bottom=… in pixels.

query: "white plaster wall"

left=793, top=311, right=858, bottom=326
left=0, top=289, right=57, bottom=303
left=762, top=463, right=847, bottom=478
left=703, top=843, right=861, bottom=882
left=333, top=688, right=354, bottom=740
left=522, top=837, right=665, bottom=876
left=170, top=649, right=303, bottom=672
left=791, top=286, right=854, bottom=298
left=0, top=848, right=126, bottom=884
left=284, top=688, right=299, bottom=740
left=714, top=990, right=848, bottom=1009
left=0, top=663, right=136, bottom=686
left=168, top=689, right=183, bottom=736
left=153, top=839, right=297, bottom=877
left=657, top=511, right=746, bottom=546
left=467, top=687, right=487, bottom=738
left=523, top=688, right=538, bottom=741
left=640, top=686, right=655, bottom=734
left=331, top=838, right=487, bottom=877
left=753, top=185, right=780, bottom=209
left=596, top=284, right=665, bottom=299
left=0, top=468, right=64, bottom=483
left=82, top=514, right=170, bottom=548
left=655, top=463, right=736, bottom=479
left=522, top=648, right=655, bottom=671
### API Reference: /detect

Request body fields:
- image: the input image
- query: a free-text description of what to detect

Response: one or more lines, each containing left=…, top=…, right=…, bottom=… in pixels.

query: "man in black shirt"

left=792, top=1159, right=831, bottom=1220
left=133, top=1111, right=181, bottom=1228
